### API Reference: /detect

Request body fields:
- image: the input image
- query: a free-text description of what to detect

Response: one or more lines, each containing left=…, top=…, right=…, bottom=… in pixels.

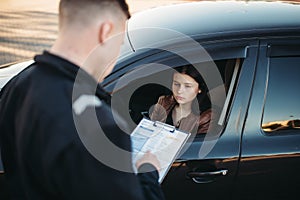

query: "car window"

left=261, top=56, right=300, bottom=134
left=107, top=41, right=252, bottom=139
left=126, top=58, right=243, bottom=138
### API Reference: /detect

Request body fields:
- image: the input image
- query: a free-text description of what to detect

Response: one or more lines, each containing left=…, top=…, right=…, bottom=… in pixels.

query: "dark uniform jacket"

left=0, top=51, right=165, bottom=200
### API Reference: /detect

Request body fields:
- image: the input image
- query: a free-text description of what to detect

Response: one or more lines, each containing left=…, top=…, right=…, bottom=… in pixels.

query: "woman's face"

left=172, top=72, right=200, bottom=105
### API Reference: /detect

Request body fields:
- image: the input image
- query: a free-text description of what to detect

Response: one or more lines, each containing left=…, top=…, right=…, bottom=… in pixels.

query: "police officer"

left=0, top=0, right=165, bottom=199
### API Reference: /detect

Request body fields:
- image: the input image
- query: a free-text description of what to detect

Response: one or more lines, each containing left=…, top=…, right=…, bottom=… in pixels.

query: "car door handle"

left=186, top=169, right=228, bottom=183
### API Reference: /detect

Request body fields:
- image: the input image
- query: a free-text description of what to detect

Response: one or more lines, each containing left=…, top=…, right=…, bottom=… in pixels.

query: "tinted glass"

left=262, top=57, right=300, bottom=134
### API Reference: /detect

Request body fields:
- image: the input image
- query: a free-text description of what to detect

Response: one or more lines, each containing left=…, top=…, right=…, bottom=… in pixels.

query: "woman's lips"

left=175, top=96, right=184, bottom=101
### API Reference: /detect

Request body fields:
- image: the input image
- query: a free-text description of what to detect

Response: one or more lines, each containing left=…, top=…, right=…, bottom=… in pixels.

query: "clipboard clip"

left=153, top=121, right=176, bottom=133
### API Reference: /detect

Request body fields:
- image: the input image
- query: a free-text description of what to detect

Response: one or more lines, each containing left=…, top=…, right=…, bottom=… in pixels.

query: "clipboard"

left=131, top=118, right=191, bottom=183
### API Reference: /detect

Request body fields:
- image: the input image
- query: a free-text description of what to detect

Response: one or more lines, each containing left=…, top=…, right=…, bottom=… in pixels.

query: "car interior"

left=123, top=58, right=243, bottom=138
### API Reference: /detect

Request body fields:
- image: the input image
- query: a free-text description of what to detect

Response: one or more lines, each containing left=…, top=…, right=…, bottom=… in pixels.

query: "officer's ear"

left=98, top=21, right=114, bottom=45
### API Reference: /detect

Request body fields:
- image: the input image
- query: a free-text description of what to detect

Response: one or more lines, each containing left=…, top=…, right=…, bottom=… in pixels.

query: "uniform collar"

left=34, top=51, right=111, bottom=103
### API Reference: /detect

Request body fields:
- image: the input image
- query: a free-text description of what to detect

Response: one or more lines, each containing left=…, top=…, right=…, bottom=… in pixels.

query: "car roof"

left=125, top=0, right=300, bottom=52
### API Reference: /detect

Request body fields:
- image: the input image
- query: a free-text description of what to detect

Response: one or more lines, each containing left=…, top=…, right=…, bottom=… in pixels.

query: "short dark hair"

left=59, top=0, right=130, bottom=28
left=115, top=0, right=131, bottom=18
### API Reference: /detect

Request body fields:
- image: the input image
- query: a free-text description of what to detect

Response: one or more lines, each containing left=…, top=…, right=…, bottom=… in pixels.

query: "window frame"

left=261, top=38, right=300, bottom=136
left=103, top=38, right=257, bottom=144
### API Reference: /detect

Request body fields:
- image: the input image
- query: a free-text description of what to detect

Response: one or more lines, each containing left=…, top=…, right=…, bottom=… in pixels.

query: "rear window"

left=262, top=56, right=300, bottom=134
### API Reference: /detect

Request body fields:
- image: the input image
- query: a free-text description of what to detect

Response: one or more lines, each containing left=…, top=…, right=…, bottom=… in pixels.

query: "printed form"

left=131, top=118, right=191, bottom=183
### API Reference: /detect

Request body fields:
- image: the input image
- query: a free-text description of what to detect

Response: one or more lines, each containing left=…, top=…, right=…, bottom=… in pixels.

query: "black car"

left=1, top=1, right=300, bottom=200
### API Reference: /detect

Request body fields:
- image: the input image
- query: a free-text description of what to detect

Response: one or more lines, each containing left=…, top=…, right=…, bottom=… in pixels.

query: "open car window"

left=110, top=57, right=243, bottom=139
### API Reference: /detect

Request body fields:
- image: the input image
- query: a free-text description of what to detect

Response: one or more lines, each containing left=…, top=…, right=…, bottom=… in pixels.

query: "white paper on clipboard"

left=131, top=118, right=191, bottom=183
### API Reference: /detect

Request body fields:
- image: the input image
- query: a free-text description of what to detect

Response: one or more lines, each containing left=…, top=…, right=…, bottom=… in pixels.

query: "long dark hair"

left=173, top=65, right=211, bottom=114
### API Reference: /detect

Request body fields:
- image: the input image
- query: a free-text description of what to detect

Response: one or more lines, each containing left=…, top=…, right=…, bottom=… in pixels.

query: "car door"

left=159, top=41, right=259, bottom=200
left=234, top=37, right=300, bottom=200
left=103, top=38, right=259, bottom=200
